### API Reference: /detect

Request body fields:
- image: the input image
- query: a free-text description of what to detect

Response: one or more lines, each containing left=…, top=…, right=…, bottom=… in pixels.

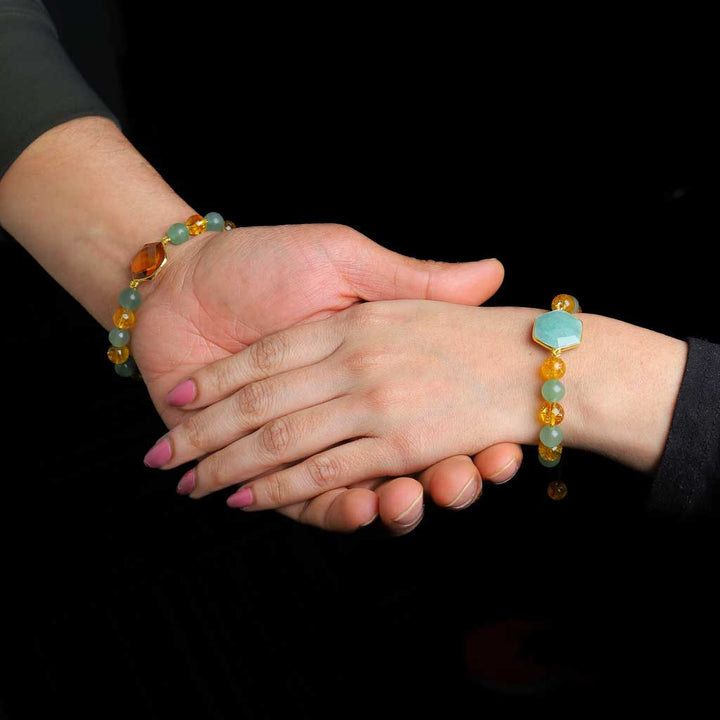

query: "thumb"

left=343, top=241, right=505, bottom=305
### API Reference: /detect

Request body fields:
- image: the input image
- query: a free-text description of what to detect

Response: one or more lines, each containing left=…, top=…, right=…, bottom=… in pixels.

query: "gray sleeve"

left=0, top=0, right=121, bottom=179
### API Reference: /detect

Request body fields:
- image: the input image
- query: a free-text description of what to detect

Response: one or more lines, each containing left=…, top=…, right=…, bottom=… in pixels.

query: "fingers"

left=226, top=438, right=388, bottom=511
left=146, top=362, right=347, bottom=471
left=186, top=396, right=369, bottom=498
left=276, top=487, right=380, bottom=533
left=165, top=315, right=343, bottom=410
left=416, top=455, right=483, bottom=510
left=472, top=443, right=523, bottom=485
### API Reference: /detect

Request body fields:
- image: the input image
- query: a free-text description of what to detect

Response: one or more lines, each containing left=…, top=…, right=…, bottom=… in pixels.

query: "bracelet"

left=532, top=294, right=583, bottom=500
left=106, top=212, right=235, bottom=378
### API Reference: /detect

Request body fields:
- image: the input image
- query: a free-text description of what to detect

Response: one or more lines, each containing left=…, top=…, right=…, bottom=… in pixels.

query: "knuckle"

left=258, top=417, right=293, bottom=458
left=363, top=384, right=402, bottom=413
left=234, top=380, right=270, bottom=419
left=249, top=333, right=289, bottom=374
left=265, top=474, right=289, bottom=507
left=183, top=414, right=209, bottom=454
left=386, top=432, right=415, bottom=466
left=198, top=454, right=229, bottom=492
left=343, top=347, right=387, bottom=375
left=306, top=453, right=341, bottom=491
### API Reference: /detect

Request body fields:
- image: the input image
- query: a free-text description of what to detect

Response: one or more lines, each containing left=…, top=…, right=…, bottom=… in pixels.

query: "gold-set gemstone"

left=130, top=241, right=166, bottom=280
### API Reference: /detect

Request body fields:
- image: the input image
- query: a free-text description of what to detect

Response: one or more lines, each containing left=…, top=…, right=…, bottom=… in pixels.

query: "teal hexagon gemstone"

left=532, top=310, right=583, bottom=352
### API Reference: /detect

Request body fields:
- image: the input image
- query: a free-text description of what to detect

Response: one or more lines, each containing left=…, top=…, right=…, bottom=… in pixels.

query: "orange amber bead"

left=551, top=294, right=577, bottom=313
left=113, top=307, right=136, bottom=329
left=538, top=443, right=562, bottom=462
left=547, top=480, right=568, bottom=501
left=131, top=242, right=166, bottom=280
left=540, top=355, right=566, bottom=380
left=107, top=345, right=130, bottom=364
left=224, top=220, right=236, bottom=231
left=185, top=214, right=208, bottom=235
left=538, top=401, right=564, bottom=426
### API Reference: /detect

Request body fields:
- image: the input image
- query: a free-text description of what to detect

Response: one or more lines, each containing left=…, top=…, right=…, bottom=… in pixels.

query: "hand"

left=147, top=300, right=537, bottom=512
left=134, top=223, right=522, bottom=531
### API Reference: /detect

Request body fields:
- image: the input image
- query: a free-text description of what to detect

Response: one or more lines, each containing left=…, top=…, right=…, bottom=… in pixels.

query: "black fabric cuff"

left=0, top=0, right=121, bottom=180
left=647, top=337, right=720, bottom=519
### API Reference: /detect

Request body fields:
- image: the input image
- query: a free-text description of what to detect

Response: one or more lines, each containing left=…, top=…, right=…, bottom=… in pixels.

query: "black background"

left=1, top=3, right=719, bottom=718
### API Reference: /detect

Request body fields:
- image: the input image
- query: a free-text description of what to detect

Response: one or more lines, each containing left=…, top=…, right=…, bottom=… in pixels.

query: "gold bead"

left=538, top=402, right=564, bottom=426
left=224, top=220, right=236, bottom=231
left=107, top=345, right=130, bottom=364
left=551, top=294, right=577, bottom=313
left=185, top=214, right=208, bottom=235
left=540, top=355, right=566, bottom=380
left=547, top=480, right=568, bottom=501
left=538, top=443, right=563, bottom=462
left=113, top=307, right=136, bottom=329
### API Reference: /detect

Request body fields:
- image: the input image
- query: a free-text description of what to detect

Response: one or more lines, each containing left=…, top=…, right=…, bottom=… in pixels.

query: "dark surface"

left=1, top=4, right=719, bottom=717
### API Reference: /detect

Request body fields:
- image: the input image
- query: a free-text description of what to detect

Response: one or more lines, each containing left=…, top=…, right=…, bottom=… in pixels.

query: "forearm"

left=0, top=116, right=194, bottom=328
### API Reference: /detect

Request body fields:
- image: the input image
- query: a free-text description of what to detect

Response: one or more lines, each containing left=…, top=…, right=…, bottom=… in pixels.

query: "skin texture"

left=0, top=116, right=522, bottom=534
left=150, top=301, right=688, bottom=512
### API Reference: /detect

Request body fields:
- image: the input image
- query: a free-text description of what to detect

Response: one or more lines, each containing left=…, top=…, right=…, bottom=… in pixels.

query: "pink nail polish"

left=167, top=379, right=196, bottom=407
left=176, top=468, right=196, bottom=496
left=227, top=487, right=253, bottom=509
left=143, top=438, right=172, bottom=468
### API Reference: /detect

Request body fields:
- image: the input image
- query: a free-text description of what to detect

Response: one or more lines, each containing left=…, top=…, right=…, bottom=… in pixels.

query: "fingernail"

left=227, top=487, right=254, bottom=509
left=360, top=513, right=378, bottom=527
left=448, top=474, right=480, bottom=510
left=167, top=379, right=196, bottom=407
left=393, top=491, right=424, bottom=527
left=143, top=437, right=172, bottom=468
left=176, top=468, right=196, bottom=496
left=487, top=458, right=519, bottom=485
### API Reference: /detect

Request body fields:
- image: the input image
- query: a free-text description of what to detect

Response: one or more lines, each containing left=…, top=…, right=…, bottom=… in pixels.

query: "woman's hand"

left=145, top=300, right=540, bottom=512
left=133, top=223, right=522, bottom=531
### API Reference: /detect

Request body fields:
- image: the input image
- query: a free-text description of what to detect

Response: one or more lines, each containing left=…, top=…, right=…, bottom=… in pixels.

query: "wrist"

left=0, top=116, right=195, bottom=327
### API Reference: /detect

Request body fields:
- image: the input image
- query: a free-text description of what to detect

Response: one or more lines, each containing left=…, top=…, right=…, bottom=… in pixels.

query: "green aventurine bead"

left=542, top=379, right=565, bottom=402
left=109, top=327, right=130, bottom=347
left=119, top=287, right=141, bottom=310
left=540, top=425, right=563, bottom=447
left=168, top=222, right=190, bottom=245
left=114, top=357, right=138, bottom=377
left=205, top=212, right=224, bottom=232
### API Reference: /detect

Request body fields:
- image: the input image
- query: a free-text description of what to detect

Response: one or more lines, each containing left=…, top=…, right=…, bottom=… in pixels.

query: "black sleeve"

left=0, top=0, right=121, bottom=179
left=646, top=337, right=720, bottom=519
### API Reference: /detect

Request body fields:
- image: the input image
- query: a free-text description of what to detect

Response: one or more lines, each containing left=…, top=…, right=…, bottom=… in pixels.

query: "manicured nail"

left=393, top=491, right=424, bottom=527
left=167, top=379, right=196, bottom=407
left=448, top=474, right=480, bottom=510
left=176, top=468, right=196, bottom=496
left=487, top=458, right=519, bottom=485
left=227, top=487, right=254, bottom=509
left=143, top=437, right=171, bottom=468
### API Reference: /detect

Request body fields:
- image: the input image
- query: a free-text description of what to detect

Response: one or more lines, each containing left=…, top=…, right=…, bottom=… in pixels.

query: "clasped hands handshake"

left=135, top=222, right=526, bottom=535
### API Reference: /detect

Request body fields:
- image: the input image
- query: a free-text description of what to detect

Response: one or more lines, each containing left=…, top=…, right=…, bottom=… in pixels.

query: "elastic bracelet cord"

left=532, top=294, right=583, bottom=500
left=107, top=212, right=235, bottom=378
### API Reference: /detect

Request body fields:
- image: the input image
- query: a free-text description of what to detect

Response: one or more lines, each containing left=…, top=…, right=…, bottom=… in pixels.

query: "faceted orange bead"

left=538, top=443, right=563, bottom=462
left=551, top=294, right=577, bottom=313
left=131, top=242, right=166, bottom=280
left=547, top=480, right=568, bottom=501
left=540, top=355, right=566, bottom=380
left=107, top=345, right=130, bottom=364
left=113, top=307, right=136, bottom=329
left=538, top=401, right=564, bottom=426
left=185, top=214, right=208, bottom=235
left=224, top=220, right=236, bottom=231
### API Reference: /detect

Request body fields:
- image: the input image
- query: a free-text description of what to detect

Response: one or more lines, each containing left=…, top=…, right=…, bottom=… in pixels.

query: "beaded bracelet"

left=107, top=212, right=235, bottom=378
left=531, top=294, right=583, bottom=500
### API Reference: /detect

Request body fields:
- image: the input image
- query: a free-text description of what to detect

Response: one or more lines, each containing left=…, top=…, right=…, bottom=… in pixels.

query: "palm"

left=134, top=224, right=364, bottom=427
